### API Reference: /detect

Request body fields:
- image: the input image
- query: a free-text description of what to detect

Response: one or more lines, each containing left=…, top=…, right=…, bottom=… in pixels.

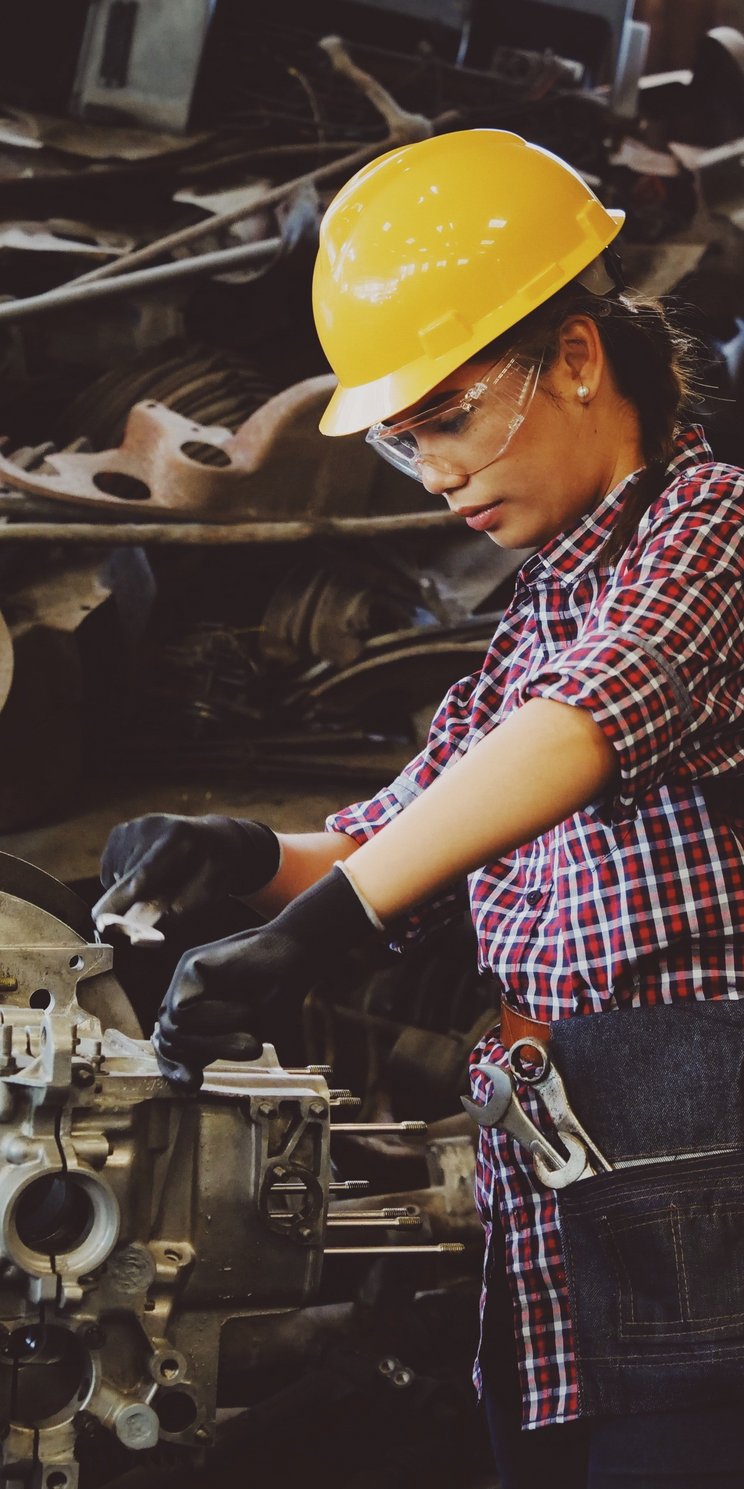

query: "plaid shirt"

left=326, top=426, right=744, bottom=1428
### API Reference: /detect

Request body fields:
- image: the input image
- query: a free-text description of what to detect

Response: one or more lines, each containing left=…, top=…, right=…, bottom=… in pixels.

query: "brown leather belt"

left=500, top=1000, right=551, bottom=1050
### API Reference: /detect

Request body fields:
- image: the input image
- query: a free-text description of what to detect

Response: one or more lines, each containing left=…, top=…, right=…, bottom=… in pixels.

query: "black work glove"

left=152, top=865, right=381, bottom=1091
left=93, top=813, right=281, bottom=922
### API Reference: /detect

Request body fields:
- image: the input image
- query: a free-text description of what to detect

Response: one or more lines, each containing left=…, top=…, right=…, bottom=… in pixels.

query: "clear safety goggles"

left=365, top=351, right=544, bottom=483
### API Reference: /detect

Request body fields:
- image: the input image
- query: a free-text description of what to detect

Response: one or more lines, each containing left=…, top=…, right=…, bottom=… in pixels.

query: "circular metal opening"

left=29, top=989, right=52, bottom=1010
left=1, top=1325, right=88, bottom=1426
left=15, top=1175, right=94, bottom=1257
left=154, top=1389, right=198, bottom=1434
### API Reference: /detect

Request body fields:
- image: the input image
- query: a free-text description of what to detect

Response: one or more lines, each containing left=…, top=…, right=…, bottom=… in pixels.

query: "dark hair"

left=491, top=275, right=703, bottom=562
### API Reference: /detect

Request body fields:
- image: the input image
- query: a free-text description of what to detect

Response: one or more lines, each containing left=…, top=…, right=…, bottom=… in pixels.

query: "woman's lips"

left=462, top=500, right=503, bottom=531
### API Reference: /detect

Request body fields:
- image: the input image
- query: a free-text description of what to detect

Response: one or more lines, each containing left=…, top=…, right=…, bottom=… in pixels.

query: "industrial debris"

left=1, top=18, right=744, bottom=823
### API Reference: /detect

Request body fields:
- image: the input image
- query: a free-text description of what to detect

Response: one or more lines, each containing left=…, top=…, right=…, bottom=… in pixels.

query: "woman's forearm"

left=247, top=829, right=359, bottom=916
left=344, top=698, right=618, bottom=923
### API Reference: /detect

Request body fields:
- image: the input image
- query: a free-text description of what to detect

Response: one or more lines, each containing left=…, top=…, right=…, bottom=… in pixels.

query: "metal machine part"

left=0, top=379, right=455, bottom=524
left=0, top=860, right=332, bottom=1488
left=70, top=0, right=217, bottom=133
left=53, top=342, right=279, bottom=452
left=0, top=855, right=462, bottom=1488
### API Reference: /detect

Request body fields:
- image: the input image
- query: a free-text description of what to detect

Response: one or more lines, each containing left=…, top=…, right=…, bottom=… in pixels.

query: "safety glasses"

left=366, top=351, right=544, bottom=482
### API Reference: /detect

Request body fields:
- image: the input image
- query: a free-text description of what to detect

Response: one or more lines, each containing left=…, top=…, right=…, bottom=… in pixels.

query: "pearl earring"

left=577, top=384, right=590, bottom=401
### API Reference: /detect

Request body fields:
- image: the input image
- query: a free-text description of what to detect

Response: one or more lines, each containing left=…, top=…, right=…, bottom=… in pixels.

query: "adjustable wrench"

left=461, top=1062, right=590, bottom=1188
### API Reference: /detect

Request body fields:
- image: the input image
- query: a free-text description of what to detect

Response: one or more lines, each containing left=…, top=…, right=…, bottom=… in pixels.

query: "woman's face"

left=371, top=319, right=644, bottom=550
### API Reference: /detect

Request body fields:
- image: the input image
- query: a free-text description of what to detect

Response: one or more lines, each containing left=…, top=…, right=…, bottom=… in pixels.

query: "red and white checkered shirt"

left=326, top=425, right=744, bottom=1428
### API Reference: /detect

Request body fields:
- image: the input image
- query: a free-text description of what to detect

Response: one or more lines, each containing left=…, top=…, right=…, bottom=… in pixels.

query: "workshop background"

left=0, top=3, right=742, bottom=1487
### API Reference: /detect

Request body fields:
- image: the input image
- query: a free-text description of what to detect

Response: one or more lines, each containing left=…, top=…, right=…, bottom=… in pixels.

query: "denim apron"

left=549, top=1001, right=744, bottom=1417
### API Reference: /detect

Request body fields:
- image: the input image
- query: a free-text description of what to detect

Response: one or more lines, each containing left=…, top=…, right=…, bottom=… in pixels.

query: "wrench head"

left=533, top=1133, right=592, bottom=1188
left=460, top=1063, right=514, bottom=1127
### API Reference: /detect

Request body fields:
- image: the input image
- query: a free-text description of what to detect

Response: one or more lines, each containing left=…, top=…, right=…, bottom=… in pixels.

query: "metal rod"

left=326, top=1215, right=422, bottom=1228
left=273, top=1180, right=369, bottom=1194
left=331, top=1121, right=427, bottom=1136
left=271, top=1213, right=420, bottom=1227
left=324, top=1243, right=465, bottom=1256
left=328, top=1208, right=411, bottom=1219
left=0, top=511, right=458, bottom=544
left=0, top=238, right=282, bottom=324
left=330, top=1096, right=362, bottom=1109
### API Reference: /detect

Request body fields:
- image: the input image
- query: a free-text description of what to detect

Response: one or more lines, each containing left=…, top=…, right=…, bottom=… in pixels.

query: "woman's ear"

left=554, top=315, right=605, bottom=402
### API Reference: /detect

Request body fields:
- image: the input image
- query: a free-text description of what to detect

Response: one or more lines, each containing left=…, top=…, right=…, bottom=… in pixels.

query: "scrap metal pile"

left=1, top=16, right=744, bottom=826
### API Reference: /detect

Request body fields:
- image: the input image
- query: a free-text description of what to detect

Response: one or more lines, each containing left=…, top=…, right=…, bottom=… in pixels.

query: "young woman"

left=95, top=131, right=744, bottom=1488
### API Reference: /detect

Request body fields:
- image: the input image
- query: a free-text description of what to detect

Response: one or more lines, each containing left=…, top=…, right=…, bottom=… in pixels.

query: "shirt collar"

left=519, top=423, right=713, bottom=587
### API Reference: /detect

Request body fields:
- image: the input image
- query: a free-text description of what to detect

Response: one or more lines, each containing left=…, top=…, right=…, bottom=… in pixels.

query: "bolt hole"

left=159, top=1357, right=180, bottom=1380
left=30, top=989, right=52, bottom=1010
left=92, top=471, right=151, bottom=502
left=180, top=441, right=231, bottom=469
left=47, top=1474, right=68, bottom=1489
left=164, top=1249, right=181, bottom=1263
left=69, top=955, right=84, bottom=970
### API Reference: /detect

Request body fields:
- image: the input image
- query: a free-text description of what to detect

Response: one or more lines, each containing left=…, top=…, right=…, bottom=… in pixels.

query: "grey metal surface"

left=0, top=861, right=331, bottom=1488
left=70, top=0, right=217, bottom=133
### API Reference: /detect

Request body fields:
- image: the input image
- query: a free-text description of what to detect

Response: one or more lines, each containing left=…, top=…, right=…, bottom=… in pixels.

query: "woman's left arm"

left=344, top=697, right=617, bottom=921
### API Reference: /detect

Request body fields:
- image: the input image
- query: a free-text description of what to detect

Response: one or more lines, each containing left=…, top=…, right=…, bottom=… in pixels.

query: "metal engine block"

left=0, top=855, right=331, bottom=1489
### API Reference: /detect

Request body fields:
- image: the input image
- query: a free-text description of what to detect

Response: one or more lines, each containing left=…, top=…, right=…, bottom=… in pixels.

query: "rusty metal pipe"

left=0, top=237, right=282, bottom=324
left=0, top=511, right=458, bottom=543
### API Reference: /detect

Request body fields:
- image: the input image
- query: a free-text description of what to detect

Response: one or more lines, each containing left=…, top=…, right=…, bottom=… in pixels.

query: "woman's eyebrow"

left=398, top=388, right=464, bottom=424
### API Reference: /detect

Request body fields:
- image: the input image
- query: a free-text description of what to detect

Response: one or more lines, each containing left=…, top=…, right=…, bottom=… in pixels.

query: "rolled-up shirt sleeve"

left=521, top=471, right=744, bottom=820
left=326, top=670, right=479, bottom=944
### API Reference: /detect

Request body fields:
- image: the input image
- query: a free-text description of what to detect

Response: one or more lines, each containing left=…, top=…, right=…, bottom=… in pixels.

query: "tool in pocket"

left=508, top=1037, right=613, bottom=1176
left=462, top=1062, right=590, bottom=1188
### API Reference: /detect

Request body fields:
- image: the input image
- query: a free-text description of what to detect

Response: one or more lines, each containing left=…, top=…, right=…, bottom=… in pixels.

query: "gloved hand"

left=152, top=864, right=381, bottom=1090
left=93, top=813, right=282, bottom=924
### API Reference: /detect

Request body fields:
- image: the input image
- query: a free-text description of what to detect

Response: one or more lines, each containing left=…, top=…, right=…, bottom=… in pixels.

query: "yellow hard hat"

left=313, top=129, right=624, bottom=436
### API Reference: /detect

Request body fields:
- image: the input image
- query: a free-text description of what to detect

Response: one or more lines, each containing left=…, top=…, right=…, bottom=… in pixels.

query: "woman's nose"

left=418, top=460, right=468, bottom=496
